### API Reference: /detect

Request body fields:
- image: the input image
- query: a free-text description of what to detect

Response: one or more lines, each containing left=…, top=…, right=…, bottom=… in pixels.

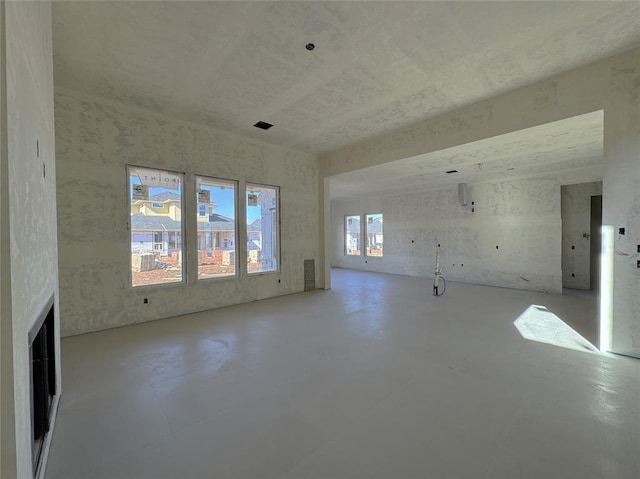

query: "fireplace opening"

left=29, top=297, right=57, bottom=472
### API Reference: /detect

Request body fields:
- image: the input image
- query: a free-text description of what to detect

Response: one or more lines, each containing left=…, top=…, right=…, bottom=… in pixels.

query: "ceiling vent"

left=253, top=121, right=273, bottom=130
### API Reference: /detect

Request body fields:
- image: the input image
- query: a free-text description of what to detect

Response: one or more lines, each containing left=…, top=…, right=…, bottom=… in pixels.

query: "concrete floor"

left=46, top=269, right=640, bottom=479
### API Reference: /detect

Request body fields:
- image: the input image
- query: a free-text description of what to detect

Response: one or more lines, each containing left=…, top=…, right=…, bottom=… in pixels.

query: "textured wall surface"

left=55, top=89, right=319, bottom=337
left=603, top=75, right=640, bottom=358
left=332, top=177, right=563, bottom=294
left=323, top=48, right=640, bottom=357
left=561, top=182, right=603, bottom=290
left=2, top=2, right=59, bottom=477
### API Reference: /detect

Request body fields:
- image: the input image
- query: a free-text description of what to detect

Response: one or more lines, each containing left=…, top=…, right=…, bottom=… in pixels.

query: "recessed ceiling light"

left=446, top=170, right=458, bottom=174
left=253, top=121, right=273, bottom=130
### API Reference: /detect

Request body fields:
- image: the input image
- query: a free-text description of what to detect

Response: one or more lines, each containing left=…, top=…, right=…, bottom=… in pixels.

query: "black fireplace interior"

left=30, top=301, right=56, bottom=469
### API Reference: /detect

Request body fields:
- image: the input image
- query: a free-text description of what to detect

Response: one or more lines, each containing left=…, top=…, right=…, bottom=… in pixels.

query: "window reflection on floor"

left=514, top=305, right=599, bottom=354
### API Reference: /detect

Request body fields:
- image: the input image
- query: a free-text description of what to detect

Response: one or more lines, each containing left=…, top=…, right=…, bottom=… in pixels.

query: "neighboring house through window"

left=128, top=166, right=185, bottom=287
left=246, top=184, right=279, bottom=273
left=345, top=215, right=361, bottom=256
left=196, top=176, right=238, bottom=280
left=365, top=213, right=383, bottom=257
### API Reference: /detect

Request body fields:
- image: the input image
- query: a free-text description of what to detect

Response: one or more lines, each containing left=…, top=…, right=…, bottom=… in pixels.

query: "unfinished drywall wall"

left=55, top=89, right=319, bottom=336
left=561, top=182, right=603, bottom=290
left=322, top=48, right=640, bottom=357
left=332, top=176, right=565, bottom=294
left=1, top=1, right=59, bottom=478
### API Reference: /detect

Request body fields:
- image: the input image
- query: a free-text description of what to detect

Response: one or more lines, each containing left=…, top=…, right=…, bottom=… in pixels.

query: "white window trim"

left=195, top=175, right=239, bottom=282
left=127, top=164, right=186, bottom=290
left=246, top=182, right=281, bottom=275
left=364, top=212, right=383, bottom=258
left=344, top=214, right=362, bottom=256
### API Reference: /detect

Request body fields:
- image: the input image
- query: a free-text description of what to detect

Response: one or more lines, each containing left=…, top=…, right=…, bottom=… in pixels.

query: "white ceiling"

left=52, top=1, right=640, bottom=155
left=329, top=110, right=604, bottom=200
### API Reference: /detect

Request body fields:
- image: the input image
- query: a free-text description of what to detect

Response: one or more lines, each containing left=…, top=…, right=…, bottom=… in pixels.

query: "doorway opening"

left=589, top=195, right=602, bottom=292
left=560, top=182, right=602, bottom=346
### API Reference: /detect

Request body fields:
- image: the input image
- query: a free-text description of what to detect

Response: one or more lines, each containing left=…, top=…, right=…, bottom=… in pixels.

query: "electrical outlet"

left=143, top=298, right=148, bottom=304
left=619, top=227, right=625, bottom=235
left=637, top=244, right=640, bottom=253
left=637, top=260, right=640, bottom=269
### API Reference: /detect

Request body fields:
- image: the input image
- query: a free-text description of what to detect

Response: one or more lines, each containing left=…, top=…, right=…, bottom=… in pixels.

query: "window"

left=345, top=215, right=361, bottom=256
left=196, top=176, right=237, bottom=280
left=128, top=166, right=184, bottom=287
left=246, top=184, right=279, bottom=273
left=365, top=213, right=383, bottom=257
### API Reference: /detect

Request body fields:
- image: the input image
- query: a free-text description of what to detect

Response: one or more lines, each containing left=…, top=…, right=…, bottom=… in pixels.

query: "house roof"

left=247, top=218, right=262, bottom=232
left=198, top=214, right=236, bottom=233
left=131, top=213, right=237, bottom=232
left=149, top=191, right=181, bottom=201
left=366, top=219, right=383, bottom=234
left=346, top=218, right=360, bottom=233
left=345, top=218, right=383, bottom=234
left=131, top=213, right=182, bottom=231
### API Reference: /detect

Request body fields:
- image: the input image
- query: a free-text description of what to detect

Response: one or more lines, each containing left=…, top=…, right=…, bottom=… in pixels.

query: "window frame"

left=246, top=182, right=281, bottom=275
left=195, top=175, right=239, bottom=282
left=364, top=213, right=383, bottom=258
left=127, top=164, right=186, bottom=290
left=344, top=214, right=362, bottom=256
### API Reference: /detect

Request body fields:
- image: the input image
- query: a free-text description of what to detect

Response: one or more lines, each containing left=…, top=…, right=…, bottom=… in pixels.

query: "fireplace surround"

left=28, top=295, right=58, bottom=477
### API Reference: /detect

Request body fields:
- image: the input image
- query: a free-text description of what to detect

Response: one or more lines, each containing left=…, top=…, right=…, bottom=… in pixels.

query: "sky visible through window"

left=198, top=182, right=235, bottom=219
left=245, top=190, right=264, bottom=224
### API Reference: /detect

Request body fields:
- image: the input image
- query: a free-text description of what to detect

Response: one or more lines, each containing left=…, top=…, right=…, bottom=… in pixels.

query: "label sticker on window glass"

left=132, top=184, right=149, bottom=200
left=133, top=169, right=181, bottom=189
left=197, top=189, right=211, bottom=203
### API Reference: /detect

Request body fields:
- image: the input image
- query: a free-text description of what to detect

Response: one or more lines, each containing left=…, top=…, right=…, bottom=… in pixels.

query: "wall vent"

left=304, top=259, right=315, bottom=291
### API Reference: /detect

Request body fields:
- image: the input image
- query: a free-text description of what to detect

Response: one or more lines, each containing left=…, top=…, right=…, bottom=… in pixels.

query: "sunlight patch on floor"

left=514, top=305, right=599, bottom=354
